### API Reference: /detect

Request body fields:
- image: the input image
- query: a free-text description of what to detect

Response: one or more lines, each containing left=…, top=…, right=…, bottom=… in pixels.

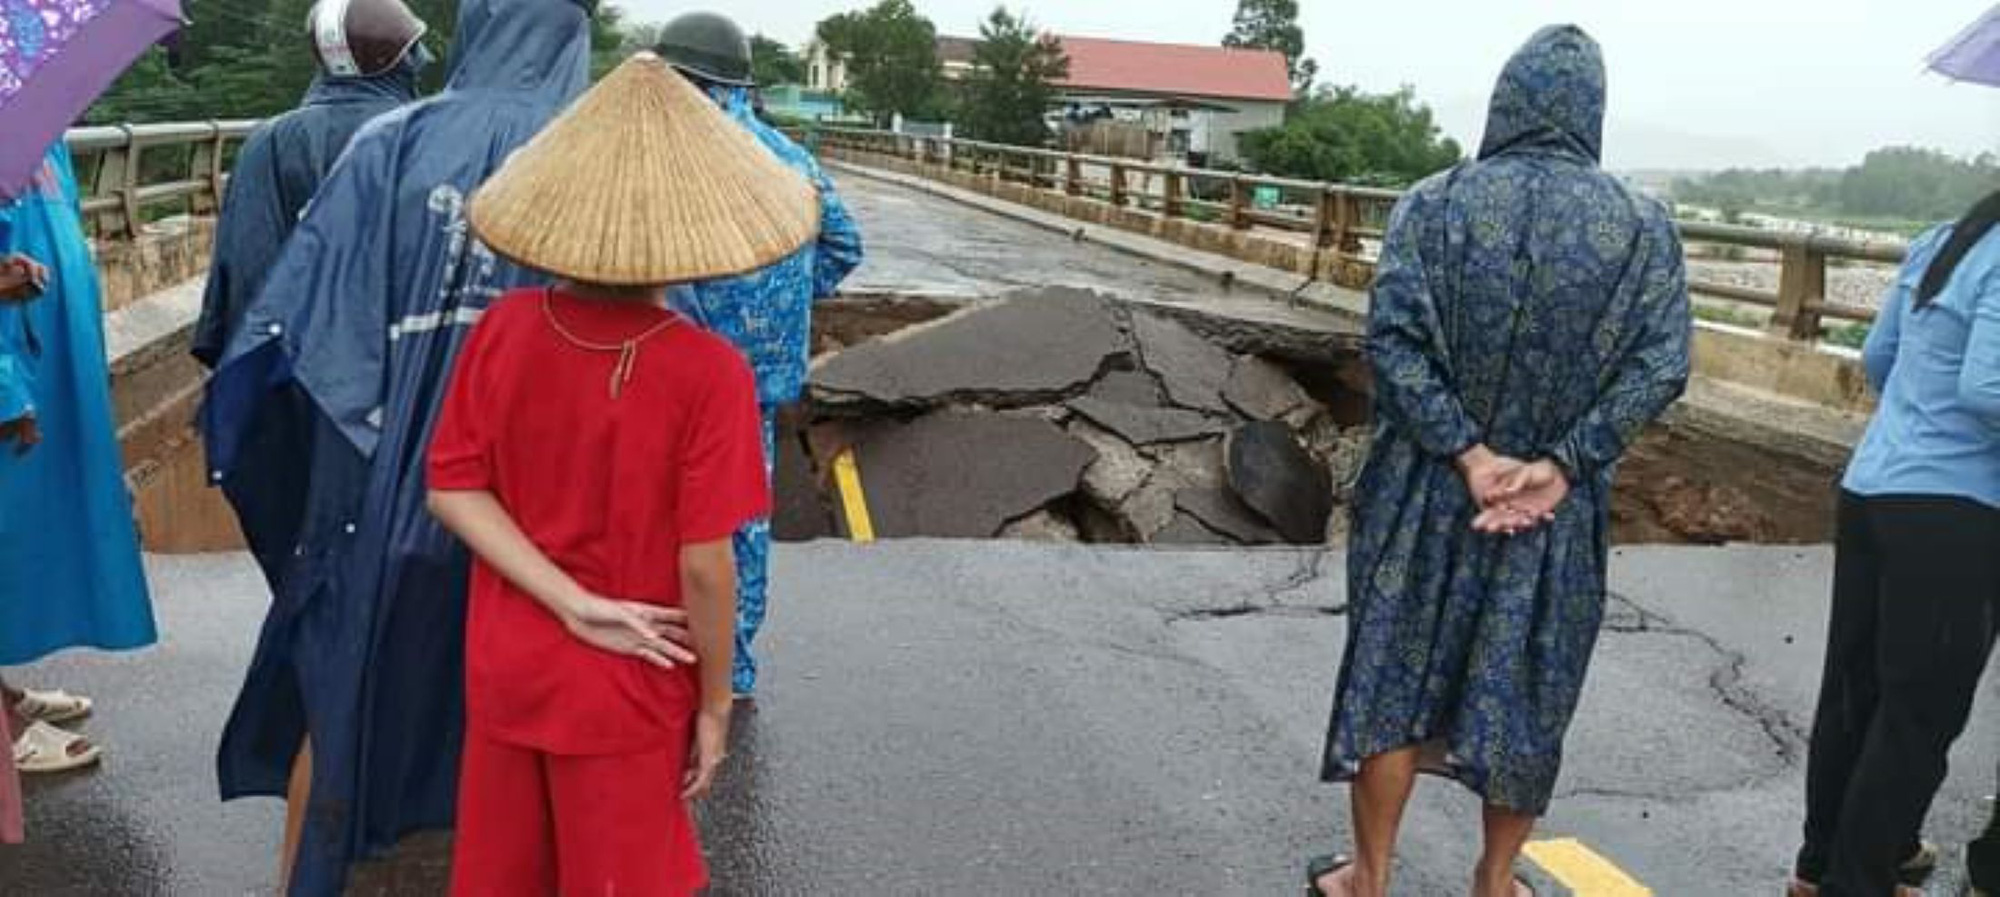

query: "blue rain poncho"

left=194, top=51, right=427, bottom=595
left=202, top=0, right=591, bottom=892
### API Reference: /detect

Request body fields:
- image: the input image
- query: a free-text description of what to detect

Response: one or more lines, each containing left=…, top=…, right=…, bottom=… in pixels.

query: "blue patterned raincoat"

left=670, top=85, right=864, bottom=695
left=1321, top=26, right=1691, bottom=814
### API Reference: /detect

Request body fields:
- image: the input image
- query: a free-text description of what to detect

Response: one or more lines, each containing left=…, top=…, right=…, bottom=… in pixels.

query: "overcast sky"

left=615, top=0, right=2000, bottom=171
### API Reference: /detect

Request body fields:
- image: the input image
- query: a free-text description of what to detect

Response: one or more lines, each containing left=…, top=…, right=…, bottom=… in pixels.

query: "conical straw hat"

left=469, top=53, right=820, bottom=285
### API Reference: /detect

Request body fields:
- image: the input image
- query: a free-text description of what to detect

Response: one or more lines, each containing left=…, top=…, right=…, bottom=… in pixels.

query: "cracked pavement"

left=8, top=542, right=2000, bottom=894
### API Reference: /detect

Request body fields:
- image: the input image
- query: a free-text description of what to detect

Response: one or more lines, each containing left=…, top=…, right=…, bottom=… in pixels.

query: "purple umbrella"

left=0, top=0, right=183, bottom=199
left=1929, top=3, right=2000, bottom=86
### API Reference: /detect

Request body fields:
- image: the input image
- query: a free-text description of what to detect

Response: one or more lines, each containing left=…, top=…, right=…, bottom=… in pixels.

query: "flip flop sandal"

left=1305, top=854, right=1350, bottom=897
left=12, top=721, right=102, bottom=774
left=14, top=688, right=92, bottom=725
left=1786, top=880, right=1923, bottom=897
left=1899, top=841, right=1939, bottom=885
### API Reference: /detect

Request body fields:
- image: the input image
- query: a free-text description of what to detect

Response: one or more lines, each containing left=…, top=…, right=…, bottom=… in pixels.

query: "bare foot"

left=1317, top=862, right=1388, bottom=897
left=1470, top=871, right=1532, bottom=897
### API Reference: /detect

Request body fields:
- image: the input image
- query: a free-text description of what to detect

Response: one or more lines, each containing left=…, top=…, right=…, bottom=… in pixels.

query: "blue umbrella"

left=1930, top=3, right=2000, bottom=86
left=0, top=0, right=184, bottom=199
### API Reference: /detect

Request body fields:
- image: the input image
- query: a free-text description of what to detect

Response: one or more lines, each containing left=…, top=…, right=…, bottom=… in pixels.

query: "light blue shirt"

left=1844, top=224, right=2000, bottom=508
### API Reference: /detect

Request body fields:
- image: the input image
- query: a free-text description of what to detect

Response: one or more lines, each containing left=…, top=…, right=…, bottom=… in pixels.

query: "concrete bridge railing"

left=67, top=120, right=259, bottom=241
left=807, top=127, right=1910, bottom=347
left=54, top=122, right=260, bottom=553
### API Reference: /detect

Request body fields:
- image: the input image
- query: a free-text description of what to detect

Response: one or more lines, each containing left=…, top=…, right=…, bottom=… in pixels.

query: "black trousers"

left=1971, top=787, right=2000, bottom=892
left=1798, top=491, right=2000, bottom=897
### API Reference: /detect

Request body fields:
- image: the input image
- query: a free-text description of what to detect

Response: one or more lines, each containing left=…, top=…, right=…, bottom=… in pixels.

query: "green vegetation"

left=87, top=0, right=632, bottom=123
left=1825, top=324, right=1871, bottom=350
left=1672, top=147, right=1999, bottom=232
left=1691, top=304, right=1873, bottom=350
left=1692, top=304, right=1765, bottom=329
left=1223, top=0, right=1315, bottom=94
left=1238, top=86, right=1463, bottom=187
left=955, top=7, right=1067, bottom=147
left=750, top=34, right=806, bottom=87
left=815, top=0, right=946, bottom=123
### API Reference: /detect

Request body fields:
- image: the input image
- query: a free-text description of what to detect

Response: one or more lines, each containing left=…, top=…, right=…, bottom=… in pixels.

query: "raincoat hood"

left=1477, top=25, right=1605, bottom=163
left=301, top=41, right=429, bottom=107
left=445, top=0, right=591, bottom=96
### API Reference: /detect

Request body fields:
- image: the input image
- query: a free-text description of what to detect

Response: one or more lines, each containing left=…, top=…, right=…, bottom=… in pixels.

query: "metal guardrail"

left=810, top=126, right=1911, bottom=343
left=64, top=120, right=260, bottom=240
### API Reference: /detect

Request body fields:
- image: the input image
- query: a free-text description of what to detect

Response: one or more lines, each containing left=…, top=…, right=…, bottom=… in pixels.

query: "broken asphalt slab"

left=1131, top=310, right=1234, bottom=414
left=851, top=410, right=1095, bottom=538
left=1067, top=396, right=1226, bottom=446
left=1227, top=421, right=1336, bottom=544
left=810, top=288, right=1128, bottom=410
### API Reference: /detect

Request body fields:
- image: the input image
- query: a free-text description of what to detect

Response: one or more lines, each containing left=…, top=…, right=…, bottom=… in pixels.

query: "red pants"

left=450, top=730, right=705, bottom=896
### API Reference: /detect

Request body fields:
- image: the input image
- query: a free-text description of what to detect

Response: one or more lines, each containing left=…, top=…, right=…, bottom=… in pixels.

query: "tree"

left=1223, top=0, right=1316, bottom=93
left=1669, top=148, right=2000, bottom=228
left=815, top=0, right=944, bottom=122
left=751, top=34, right=806, bottom=87
left=956, top=8, right=1067, bottom=147
left=88, top=0, right=640, bottom=127
left=590, top=5, right=638, bottom=79
left=1238, top=85, right=1462, bottom=187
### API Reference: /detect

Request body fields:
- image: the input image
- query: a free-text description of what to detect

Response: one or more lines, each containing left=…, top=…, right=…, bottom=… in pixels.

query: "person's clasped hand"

left=0, top=254, right=47, bottom=303
left=1457, top=445, right=1571, bottom=536
left=0, top=415, right=39, bottom=456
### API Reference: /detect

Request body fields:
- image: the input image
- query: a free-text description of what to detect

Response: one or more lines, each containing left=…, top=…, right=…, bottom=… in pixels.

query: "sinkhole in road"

left=786, top=290, right=1839, bottom=547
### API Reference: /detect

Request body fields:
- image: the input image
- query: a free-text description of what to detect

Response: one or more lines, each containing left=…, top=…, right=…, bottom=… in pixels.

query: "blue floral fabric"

left=670, top=85, right=865, bottom=407
left=731, top=409, right=775, bottom=695
left=1321, top=25, right=1692, bottom=814
left=670, top=85, right=864, bottom=695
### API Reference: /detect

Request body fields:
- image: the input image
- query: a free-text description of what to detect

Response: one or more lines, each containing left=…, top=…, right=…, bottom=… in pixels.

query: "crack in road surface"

left=1165, top=549, right=1341, bottom=624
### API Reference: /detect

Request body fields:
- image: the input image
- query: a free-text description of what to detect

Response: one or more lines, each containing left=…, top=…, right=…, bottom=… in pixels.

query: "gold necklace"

left=539, top=288, right=681, bottom=399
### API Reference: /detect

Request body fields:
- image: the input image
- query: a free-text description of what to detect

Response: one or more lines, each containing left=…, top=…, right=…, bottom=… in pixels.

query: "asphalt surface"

left=837, top=172, right=1240, bottom=303
left=6, top=542, right=2000, bottom=895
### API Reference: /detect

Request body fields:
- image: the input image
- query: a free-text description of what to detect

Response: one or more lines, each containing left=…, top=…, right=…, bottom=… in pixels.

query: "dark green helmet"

left=654, top=11, right=754, bottom=87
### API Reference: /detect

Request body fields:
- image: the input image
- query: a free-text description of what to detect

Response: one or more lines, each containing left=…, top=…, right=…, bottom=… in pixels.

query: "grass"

left=1693, top=304, right=1765, bottom=329
left=1824, top=323, right=1871, bottom=350
left=1694, top=303, right=1874, bottom=350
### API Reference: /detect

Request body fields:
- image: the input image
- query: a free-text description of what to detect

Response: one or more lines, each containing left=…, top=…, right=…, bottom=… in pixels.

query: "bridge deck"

left=4, top=543, right=1999, bottom=895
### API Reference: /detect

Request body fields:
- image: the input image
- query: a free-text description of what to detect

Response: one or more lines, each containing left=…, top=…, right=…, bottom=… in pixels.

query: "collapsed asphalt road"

left=5, top=542, right=1999, bottom=895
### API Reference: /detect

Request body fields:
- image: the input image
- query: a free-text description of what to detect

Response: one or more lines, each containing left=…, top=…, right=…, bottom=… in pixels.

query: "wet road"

left=6, top=542, right=2000, bottom=895
left=837, top=172, right=1238, bottom=302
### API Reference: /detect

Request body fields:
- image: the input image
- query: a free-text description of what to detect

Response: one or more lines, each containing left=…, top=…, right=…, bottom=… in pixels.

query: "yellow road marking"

left=1523, top=838, right=1652, bottom=897
left=831, top=448, right=875, bottom=543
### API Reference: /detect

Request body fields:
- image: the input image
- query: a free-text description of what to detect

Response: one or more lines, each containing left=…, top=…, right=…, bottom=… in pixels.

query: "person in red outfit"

left=424, top=54, right=823, bottom=896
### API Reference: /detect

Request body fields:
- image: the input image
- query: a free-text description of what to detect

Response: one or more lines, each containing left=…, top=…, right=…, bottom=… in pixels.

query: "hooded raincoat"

left=0, top=145, right=155, bottom=666
left=203, top=1, right=591, bottom=892
left=194, top=51, right=427, bottom=594
left=1320, top=26, right=1691, bottom=814
left=669, top=84, right=863, bottom=695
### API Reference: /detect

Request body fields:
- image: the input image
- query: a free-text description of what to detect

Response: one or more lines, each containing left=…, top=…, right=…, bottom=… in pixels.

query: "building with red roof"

left=803, top=32, right=1295, bottom=163
left=1049, top=36, right=1292, bottom=163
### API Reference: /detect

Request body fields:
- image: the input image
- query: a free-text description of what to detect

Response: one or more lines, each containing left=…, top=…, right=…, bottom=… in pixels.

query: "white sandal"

left=13, top=688, right=92, bottom=725
left=12, top=721, right=102, bottom=774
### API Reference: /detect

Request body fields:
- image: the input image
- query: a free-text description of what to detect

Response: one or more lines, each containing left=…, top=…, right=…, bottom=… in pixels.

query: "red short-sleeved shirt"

left=428, top=287, right=770, bottom=756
